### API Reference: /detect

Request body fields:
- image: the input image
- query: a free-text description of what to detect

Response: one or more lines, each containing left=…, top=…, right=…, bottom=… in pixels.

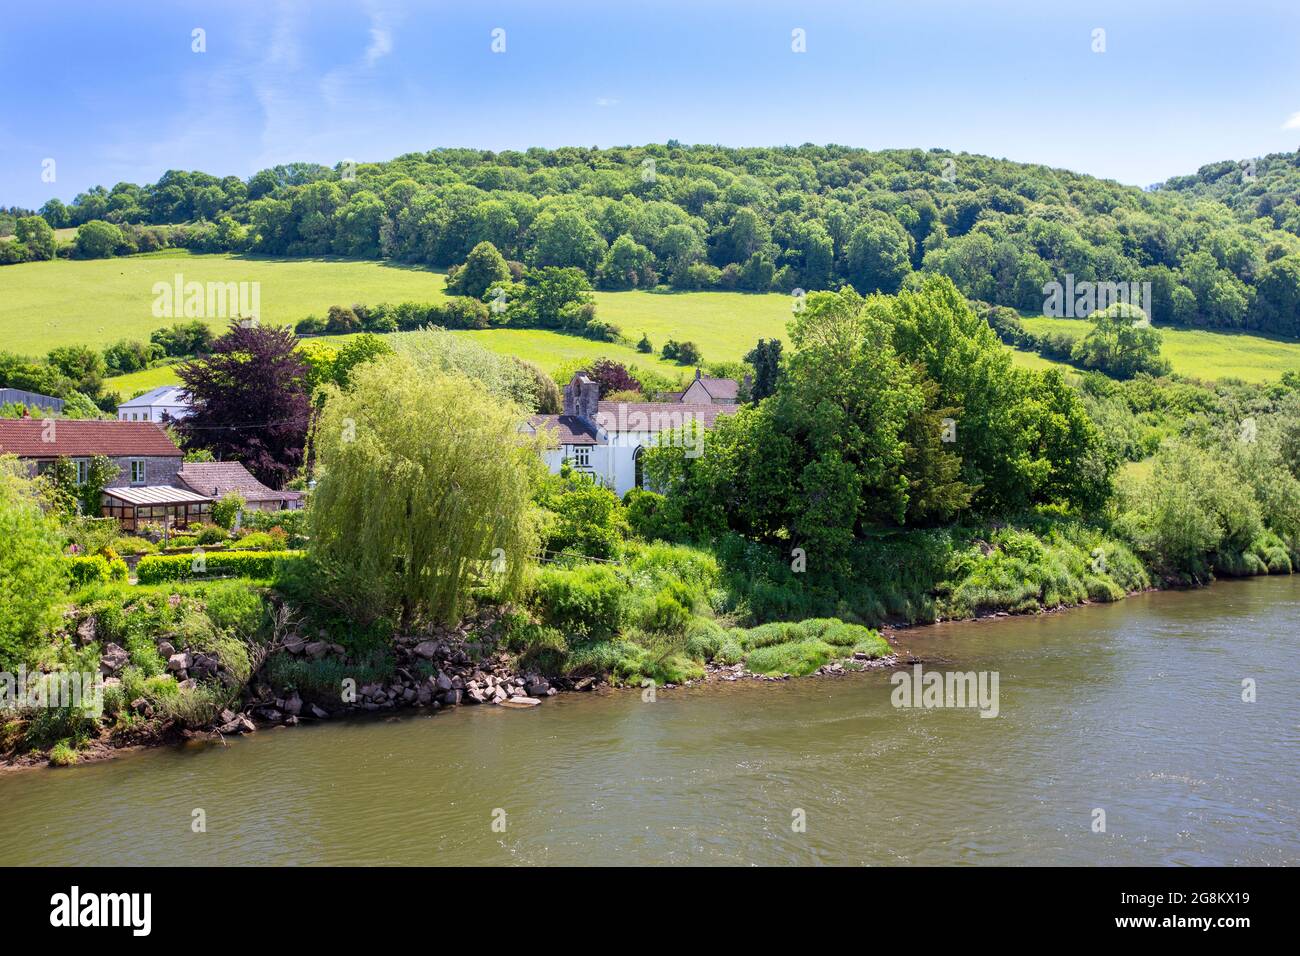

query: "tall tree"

left=175, top=321, right=310, bottom=488
left=310, top=355, right=542, bottom=628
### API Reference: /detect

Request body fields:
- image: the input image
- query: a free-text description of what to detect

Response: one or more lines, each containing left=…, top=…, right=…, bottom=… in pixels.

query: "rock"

left=283, top=638, right=306, bottom=655
left=177, top=678, right=197, bottom=691
left=130, top=697, right=153, bottom=718
left=573, top=677, right=595, bottom=692
left=435, top=671, right=453, bottom=693
left=99, top=643, right=129, bottom=676
left=284, top=715, right=299, bottom=726
left=499, top=696, right=541, bottom=708
left=157, top=641, right=176, bottom=659
left=283, top=692, right=303, bottom=717
left=76, top=617, right=97, bottom=646
left=852, top=651, right=869, bottom=661
left=525, top=680, right=550, bottom=696
left=304, top=641, right=329, bottom=660
left=309, top=704, right=330, bottom=720
left=439, top=688, right=463, bottom=706
left=167, top=651, right=192, bottom=673
left=413, top=641, right=439, bottom=660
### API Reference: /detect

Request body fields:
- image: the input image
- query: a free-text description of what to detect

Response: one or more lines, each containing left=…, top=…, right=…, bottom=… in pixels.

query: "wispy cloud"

left=1283, top=111, right=1300, bottom=130
left=595, top=97, right=620, bottom=108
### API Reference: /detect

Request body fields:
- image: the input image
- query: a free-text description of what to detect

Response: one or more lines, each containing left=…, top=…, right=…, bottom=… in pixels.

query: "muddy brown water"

left=1, top=576, right=1296, bottom=865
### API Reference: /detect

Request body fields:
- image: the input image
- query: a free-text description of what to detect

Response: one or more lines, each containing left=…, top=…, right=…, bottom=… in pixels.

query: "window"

left=130, top=459, right=146, bottom=485
left=74, top=459, right=88, bottom=485
left=572, top=445, right=591, bottom=469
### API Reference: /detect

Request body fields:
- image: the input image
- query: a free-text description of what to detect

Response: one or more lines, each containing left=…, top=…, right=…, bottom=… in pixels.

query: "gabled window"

left=130, top=459, right=146, bottom=485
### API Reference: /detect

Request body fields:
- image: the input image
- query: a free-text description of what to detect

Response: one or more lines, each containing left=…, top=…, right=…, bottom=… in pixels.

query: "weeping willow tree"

left=309, top=355, right=545, bottom=629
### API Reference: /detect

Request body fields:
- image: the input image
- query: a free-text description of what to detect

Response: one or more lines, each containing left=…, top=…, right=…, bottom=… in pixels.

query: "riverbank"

left=0, top=567, right=1202, bottom=774
left=3, top=575, right=1295, bottom=865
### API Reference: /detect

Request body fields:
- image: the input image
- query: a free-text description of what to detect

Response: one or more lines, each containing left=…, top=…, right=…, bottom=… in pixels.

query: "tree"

left=598, top=234, right=657, bottom=289
left=526, top=208, right=607, bottom=273
left=46, top=345, right=106, bottom=397
left=1253, top=255, right=1300, bottom=337
left=744, top=338, right=783, bottom=402
left=73, top=219, right=124, bottom=258
left=446, top=241, right=511, bottom=299
left=174, top=321, right=311, bottom=488
left=309, top=355, right=543, bottom=628
left=846, top=214, right=913, bottom=294
left=581, top=359, right=640, bottom=396
left=636, top=332, right=654, bottom=354
left=1071, top=304, right=1170, bottom=379
left=0, top=458, right=68, bottom=669
left=15, top=216, right=56, bottom=260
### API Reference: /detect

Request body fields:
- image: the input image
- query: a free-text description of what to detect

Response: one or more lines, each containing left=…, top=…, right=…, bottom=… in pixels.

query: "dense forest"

left=9, top=144, right=1300, bottom=337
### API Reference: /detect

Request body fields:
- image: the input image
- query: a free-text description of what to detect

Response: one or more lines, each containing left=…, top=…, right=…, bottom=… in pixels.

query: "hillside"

left=13, top=144, right=1300, bottom=340
left=1157, top=149, right=1300, bottom=233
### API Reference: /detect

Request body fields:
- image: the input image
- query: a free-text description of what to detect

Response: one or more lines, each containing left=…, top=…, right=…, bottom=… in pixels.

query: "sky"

left=2, top=0, right=1299, bottom=210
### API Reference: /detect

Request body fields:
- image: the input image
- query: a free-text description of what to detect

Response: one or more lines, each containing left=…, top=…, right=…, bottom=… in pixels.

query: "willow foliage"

left=309, top=355, right=544, bottom=628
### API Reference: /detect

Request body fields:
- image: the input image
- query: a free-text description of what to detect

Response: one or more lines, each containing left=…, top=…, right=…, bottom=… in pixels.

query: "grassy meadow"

left=1019, top=315, right=1300, bottom=383
left=7, top=251, right=1300, bottom=396
left=0, top=250, right=449, bottom=353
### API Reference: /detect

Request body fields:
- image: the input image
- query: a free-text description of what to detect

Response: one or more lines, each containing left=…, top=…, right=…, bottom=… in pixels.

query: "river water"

left=2, top=576, right=1296, bottom=866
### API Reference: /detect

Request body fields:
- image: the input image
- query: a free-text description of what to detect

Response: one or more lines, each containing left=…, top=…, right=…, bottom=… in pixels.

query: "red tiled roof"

left=527, top=415, right=601, bottom=445
left=595, top=401, right=737, bottom=432
left=0, top=419, right=181, bottom=458
left=176, top=461, right=302, bottom=502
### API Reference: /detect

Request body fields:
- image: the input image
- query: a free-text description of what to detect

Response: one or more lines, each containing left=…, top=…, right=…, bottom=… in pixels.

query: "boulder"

left=76, top=617, right=97, bottom=647
left=435, top=671, right=453, bottom=693
left=157, top=641, right=176, bottom=659
left=500, top=696, right=541, bottom=708
left=99, top=643, right=129, bottom=676
left=309, top=704, right=330, bottom=719
left=166, top=651, right=192, bottom=673
left=283, top=692, right=303, bottom=717
left=304, top=641, right=330, bottom=660
left=413, top=641, right=439, bottom=660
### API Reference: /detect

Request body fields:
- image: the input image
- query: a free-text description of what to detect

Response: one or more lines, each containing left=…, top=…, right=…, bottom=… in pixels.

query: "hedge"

left=68, top=554, right=129, bottom=585
left=135, top=550, right=305, bottom=584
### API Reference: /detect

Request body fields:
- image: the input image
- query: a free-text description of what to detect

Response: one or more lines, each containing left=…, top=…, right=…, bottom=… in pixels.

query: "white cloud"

left=595, top=97, right=620, bottom=108
left=1283, top=111, right=1300, bottom=130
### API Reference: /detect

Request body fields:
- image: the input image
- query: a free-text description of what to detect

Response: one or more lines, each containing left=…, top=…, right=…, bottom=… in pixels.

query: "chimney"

left=563, top=376, right=578, bottom=417
left=577, top=376, right=599, bottom=421
left=695, top=368, right=702, bottom=380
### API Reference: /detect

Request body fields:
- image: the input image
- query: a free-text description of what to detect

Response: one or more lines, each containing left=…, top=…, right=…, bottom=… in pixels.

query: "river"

left=2, top=576, right=1297, bottom=865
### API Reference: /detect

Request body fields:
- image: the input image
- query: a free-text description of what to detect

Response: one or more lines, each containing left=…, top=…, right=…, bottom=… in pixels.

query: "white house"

left=524, top=374, right=737, bottom=498
left=117, top=385, right=192, bottom=423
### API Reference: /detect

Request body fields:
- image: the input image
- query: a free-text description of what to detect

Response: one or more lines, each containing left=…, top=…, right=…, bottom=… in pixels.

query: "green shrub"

left=683, top=617, right=727, bottom=661
left=68, top=554, right=127, bottom=585
left=532, top=564, right=625, bottom=639
left=114, top=536, right=156, bottom=555
left=194, top=523, right=228, bottom=546
left=210, top=493, right=245, bottom=531
left=48, top=741, right=78, bottom=766
left=135, top=550, right=304, bottom=584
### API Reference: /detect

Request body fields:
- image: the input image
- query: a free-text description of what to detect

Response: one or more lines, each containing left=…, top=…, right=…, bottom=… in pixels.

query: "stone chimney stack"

left=564, top=374, right=600, bottom=422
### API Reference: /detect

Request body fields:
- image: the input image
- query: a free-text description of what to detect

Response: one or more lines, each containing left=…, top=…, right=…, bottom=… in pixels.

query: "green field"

left=8, top=252, right=1300, bottom=396
left=0, top=250, right=449, bottom=353
left=1020, top=316, right=1300, bottom=383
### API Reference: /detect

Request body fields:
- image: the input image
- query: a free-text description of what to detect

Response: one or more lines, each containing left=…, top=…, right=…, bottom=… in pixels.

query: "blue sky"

left=2, top=0, right=1298, bottom=209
